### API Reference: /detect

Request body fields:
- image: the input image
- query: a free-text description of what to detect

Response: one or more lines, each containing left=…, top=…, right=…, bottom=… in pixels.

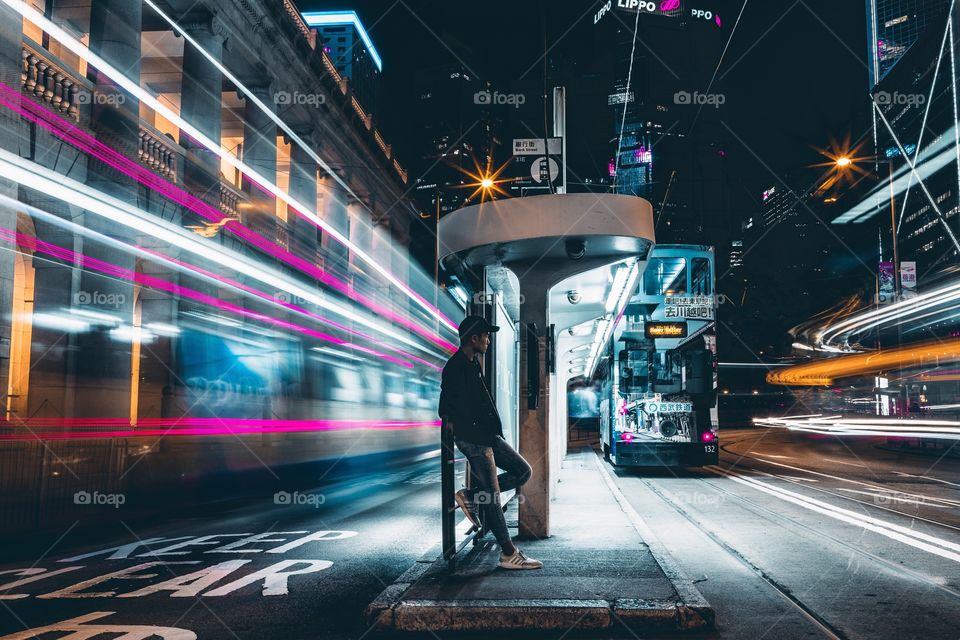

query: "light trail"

left=0, top=149, right=449, bottom=361
left=0, top=418, right=441, bottom=440
left=0, top=192, right=441, bottom=370
left=817, top=279, right=960, bottom=348
left=765, top=337, right=960, bottom=385
left=2, top=227, right=418, bottom=369
left=754, top=414, right=960, bottom=440
left=5, top=0, right=457, bottom=332
left=0, top=82, right=456, bottom=354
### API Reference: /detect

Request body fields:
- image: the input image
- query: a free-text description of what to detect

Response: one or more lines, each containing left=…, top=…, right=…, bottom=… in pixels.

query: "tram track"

left=632, top=472, right=849, bottom=640
left=717, top=437, right=960, bottom=535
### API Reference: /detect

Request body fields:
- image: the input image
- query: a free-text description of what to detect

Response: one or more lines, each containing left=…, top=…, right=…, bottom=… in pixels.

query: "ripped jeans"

left=454, top=436, right=532, bottom=545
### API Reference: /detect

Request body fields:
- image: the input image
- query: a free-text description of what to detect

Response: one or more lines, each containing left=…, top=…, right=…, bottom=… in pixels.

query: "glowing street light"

left=480, top=178, right=494, bottom=189
left=835, top=156, right=852, bottom=168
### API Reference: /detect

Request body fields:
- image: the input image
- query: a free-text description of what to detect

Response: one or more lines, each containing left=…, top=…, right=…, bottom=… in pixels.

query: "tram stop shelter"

left=366, top=194, right=715, bottom=634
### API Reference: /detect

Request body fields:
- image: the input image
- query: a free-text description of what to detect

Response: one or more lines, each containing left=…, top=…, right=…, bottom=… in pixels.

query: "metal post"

left=552, top=86, right=567, bottom=194
left=440, top=418, right=457, bottom=570
left=889, top=158, right=900, bottom=299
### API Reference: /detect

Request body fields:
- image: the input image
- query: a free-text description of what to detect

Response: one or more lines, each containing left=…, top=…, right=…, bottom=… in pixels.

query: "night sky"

left=300, top=0, right=877, bottom=363
left=302, top=0, right=872, bottom=213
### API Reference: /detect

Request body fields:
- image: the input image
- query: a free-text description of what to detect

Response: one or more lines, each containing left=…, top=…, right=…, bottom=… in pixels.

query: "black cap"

left=458, top=315, right=500, bottom=340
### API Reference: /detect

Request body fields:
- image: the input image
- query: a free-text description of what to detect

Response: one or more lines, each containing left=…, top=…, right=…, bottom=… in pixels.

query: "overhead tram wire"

left=541, top=0, right=555, bottom=195
left=612, top=7, right=642, bottom=192
left=686, top=0, right=749, bottom=138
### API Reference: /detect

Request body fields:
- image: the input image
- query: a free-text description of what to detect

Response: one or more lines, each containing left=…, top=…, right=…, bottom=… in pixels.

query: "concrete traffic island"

left=366, top=449, right=715, bottom=634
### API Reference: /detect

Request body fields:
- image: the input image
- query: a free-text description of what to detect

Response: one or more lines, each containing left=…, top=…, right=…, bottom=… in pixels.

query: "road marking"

left=723, top=459, right=958, bottom=507
left=37, top=562, right=199, bottom=598
left=0, top=567, right=83, bottom=599
left=724, top=470, right=960, bottom=563
left=0, top=612, right=196, bottom=639
left=823, top=457, right=866, bottom=468
left=201, top=559, right=333, bottom=596
left=118, top=560, right=251, bottom=598
left=894, top=470, right=960, bottom=489
left=834, top=488, right=952, bottom=508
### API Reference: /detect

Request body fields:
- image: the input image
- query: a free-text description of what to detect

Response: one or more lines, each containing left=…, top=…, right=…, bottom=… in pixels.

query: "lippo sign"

left=0, top=530, right=355, bottom=600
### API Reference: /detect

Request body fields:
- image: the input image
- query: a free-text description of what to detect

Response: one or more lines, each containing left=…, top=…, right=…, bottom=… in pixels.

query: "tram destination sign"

left=645, top=322, right=688, bottom=338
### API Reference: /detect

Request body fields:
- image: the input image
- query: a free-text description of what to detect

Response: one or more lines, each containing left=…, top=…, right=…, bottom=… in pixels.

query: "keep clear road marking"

left=715, top=468, right=960, bottom=564
left=0, top=612, right=196, bottom=639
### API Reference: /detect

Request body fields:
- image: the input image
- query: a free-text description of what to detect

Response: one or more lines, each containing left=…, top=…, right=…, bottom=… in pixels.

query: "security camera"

left=565, top=238, right=586, bottom=260
left=566, top=290, right=582, bottom=305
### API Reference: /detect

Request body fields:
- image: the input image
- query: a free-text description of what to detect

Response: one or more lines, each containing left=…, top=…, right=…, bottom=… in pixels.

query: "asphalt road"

left=4, top=429, right=960, bottom=639
left=0, top=455, right=445, bottom=640
left=607, top=427, right=960, bottom=640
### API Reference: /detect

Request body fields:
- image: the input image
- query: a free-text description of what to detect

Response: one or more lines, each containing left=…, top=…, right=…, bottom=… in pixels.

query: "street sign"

left=512, top=137, right=562, bottom=156
left=509, top=137, right=564, bottom=194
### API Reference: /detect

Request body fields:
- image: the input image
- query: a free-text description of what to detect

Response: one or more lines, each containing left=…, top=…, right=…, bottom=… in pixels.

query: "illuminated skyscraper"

left=866, top=0, right=950, bottom=88
left=303, top=11, right=382, bottom=117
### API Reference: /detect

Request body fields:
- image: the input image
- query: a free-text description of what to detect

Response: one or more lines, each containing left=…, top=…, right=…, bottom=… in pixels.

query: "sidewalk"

left=366, top=447, right=714, bottom=634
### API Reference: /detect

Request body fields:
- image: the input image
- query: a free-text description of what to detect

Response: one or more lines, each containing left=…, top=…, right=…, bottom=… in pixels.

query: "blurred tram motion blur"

left=0, top=0, right=459, bottom=533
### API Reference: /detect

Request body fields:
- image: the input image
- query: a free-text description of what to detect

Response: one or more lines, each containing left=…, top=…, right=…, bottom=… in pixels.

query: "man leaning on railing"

left=438, top=315, right=543, bottom=570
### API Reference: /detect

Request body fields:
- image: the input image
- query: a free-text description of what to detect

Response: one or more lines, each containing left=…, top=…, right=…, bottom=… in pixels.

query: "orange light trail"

left=766, top=338, right=960, bottom=386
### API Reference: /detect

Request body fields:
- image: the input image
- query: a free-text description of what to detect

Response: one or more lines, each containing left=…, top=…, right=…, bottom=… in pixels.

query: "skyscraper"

left=594, top=1, right=735, bottom=251
left=303, top=11, right=382, bottom=117
left=866, top=0, right=950, bottom=88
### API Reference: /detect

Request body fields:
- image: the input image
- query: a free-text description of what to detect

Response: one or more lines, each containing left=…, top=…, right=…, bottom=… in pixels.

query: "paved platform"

left=366, top=448, right=714, bottom=634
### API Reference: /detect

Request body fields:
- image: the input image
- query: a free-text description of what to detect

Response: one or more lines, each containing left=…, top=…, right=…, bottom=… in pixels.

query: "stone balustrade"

left=20, top=40, right=85, bottom=122
left=220, top=181, right=244, bottom=217
left=138, top=127, right=179, bottom=179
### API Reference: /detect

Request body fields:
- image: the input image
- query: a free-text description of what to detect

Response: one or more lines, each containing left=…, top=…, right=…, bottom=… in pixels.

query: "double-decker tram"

left=599, top=245, right=719, bottom=467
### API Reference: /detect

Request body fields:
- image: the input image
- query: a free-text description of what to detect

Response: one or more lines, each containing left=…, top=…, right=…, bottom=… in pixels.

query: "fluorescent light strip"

left=301, top=11, right=383, bottom=71
left=0, top=150, right=446, bottom=360
left=8, top=0, right=453, bottom=333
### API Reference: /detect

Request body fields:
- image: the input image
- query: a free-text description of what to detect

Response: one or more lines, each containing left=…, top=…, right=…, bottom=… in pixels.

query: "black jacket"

left=438, top=350, right=503, bottom=445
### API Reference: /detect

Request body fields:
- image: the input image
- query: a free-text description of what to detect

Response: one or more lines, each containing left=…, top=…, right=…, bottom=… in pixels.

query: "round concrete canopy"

left=439, top=193, right=655, bottom=268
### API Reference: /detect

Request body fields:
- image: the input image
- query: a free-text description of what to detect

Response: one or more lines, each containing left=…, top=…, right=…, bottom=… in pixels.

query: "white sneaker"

left=455, top=489, right=480, bottom=529
left=498, top=549, right=543, bottom=570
